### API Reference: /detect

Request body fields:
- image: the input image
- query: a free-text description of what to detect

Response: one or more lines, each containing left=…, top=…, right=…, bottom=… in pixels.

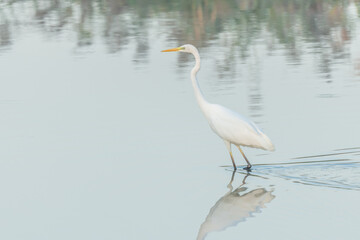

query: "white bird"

left=162, top=44, right=274, bottom=170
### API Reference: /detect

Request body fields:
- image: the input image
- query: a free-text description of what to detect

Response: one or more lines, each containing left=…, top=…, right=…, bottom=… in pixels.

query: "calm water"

left=1, top=0, right=360, bottom=239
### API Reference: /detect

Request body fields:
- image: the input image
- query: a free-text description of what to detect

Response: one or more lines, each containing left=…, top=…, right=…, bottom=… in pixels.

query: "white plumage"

left=162, top=44, right=274, bottom=170
left=206, top=103, right=274, bottom=151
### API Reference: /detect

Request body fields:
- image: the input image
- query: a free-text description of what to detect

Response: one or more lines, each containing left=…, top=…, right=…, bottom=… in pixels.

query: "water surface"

left=1, top=1, right=360, bottom=239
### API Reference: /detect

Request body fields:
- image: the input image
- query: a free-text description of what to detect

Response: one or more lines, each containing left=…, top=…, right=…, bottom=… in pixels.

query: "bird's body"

left=162, top=44, right=274, bottom=170
left=205, top=103, right=274, bottom=151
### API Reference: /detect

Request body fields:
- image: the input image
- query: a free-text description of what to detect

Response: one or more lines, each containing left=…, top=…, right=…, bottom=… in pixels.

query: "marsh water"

left=1, top=0, right=360, bottom=239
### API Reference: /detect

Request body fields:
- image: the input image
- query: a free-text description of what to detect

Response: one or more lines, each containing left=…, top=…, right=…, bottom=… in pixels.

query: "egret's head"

left=161, top=44, right=197, bottom=54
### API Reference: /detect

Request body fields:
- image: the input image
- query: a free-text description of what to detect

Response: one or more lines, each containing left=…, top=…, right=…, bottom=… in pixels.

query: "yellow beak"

left=161, top=47, right=183, bottom=52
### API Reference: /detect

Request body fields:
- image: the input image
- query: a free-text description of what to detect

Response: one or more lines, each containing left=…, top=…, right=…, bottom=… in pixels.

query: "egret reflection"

left=197, top=172, right=275, bottom=240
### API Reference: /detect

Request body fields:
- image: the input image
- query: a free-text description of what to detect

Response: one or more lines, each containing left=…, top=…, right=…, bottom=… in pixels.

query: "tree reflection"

left=0, top=0, right=359, bottom=76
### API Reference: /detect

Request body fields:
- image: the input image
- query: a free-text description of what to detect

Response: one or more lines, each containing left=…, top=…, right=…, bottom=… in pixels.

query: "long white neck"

left=190, top=49, right=210, bottom=112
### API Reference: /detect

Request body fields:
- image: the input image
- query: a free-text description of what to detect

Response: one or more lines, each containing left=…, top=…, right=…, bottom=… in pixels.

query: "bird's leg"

left=229, top=152, right=237, bottom=170
left=237, top=146, right=252, bottom=171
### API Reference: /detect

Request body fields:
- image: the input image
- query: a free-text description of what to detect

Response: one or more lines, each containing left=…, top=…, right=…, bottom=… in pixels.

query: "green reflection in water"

left=1, top=0, right=359, bottom=75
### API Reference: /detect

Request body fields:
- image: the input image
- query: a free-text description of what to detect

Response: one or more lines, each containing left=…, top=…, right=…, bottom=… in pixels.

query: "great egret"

left=162, top=44, right=274, bottom=170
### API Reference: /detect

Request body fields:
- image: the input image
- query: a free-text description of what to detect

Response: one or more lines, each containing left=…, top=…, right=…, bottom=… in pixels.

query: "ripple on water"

left=252, top=149, right=360, bottom=191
